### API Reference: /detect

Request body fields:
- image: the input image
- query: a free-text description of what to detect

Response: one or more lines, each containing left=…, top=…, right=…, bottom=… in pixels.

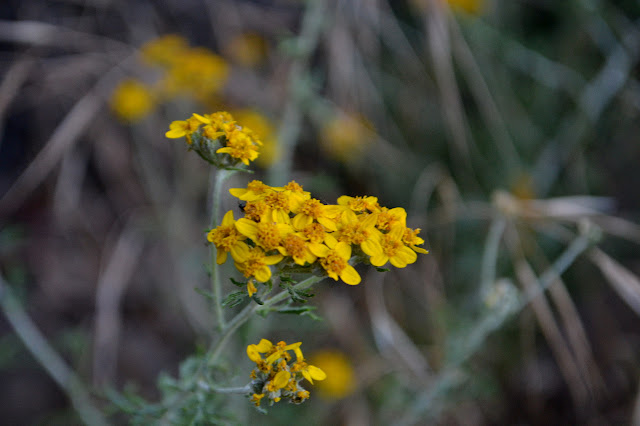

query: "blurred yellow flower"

left=140, top=34, right=189, bottom=67
left=447, top=0, right=483, bottom=14
left=227, top=33, right=268, bottom=67
left=233, top=109, right=280, bottom=167
left=110, top=79, right=155, bottom=122
left=309, top=350, right=356, bottom=399
left=320, top=113, right=373, bottom=163
left=161, top=47, right=229, bottom=101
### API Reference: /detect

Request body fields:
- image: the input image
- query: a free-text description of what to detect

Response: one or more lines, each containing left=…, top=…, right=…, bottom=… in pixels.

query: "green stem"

left=206, top=275, right=324, bottom=367
left=0, top=275, right=109, bottom=426
left=209, top=169, right=236, bottom=330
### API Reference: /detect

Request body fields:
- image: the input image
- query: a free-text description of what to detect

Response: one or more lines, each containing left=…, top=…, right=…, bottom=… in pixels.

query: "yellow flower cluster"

left=207, top=180, right=428, bottom=290
left=109, top=35, right=229, bottom=122
left=247, top=339, right=326, bottom=407
left=166, top=111, right=262, bottom=168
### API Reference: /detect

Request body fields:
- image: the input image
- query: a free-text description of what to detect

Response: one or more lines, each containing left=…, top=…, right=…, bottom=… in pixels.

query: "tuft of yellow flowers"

left=207, top=179, right=428, bottom=293
left=166, top=111, right=262, bottom=168
left=247, top=339, right=326, bottom=407
left=110, top=34, right=229, bottom=122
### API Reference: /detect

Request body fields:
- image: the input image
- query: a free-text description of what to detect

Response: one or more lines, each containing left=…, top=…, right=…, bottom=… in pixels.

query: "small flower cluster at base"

left=207, top=180, right=428, bottom=289
left=166, top=111, right=262, bottom=168
left=247, top=339, right=326, bottom=407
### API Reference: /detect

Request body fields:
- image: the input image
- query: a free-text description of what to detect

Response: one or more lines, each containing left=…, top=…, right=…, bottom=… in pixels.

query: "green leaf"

left=194, top=287, right=215, bottom=300
left=229, top=277, right=246, bottom=287
left=222, top=291, right=247, bottom=307
left=375, top=267, right=390, bottom=272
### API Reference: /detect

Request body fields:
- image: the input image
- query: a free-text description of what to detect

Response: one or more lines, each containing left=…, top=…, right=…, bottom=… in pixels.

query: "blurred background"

left=1, top=0, right=640, bottom=424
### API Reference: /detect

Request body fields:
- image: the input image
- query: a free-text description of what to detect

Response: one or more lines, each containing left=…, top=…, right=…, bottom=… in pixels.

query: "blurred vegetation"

left=1, top=0, right=640, bottom=424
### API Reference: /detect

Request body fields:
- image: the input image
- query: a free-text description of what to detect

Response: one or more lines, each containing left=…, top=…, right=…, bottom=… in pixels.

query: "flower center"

left=284, top=181, right=304, bottom=193
left=283, top=234, right=306, bottom=259
left=320, top=252, right=347, bottom=275
left=247, top=180, right=269, bottom=194
left=339, top=222, right=368, bottom=245
left=244, top=200, right=268, bottom=221
left=302, top=223, right=326, bottom=244
left=265, top=192, right=290, bottom=213
left=257, top=222, right=281, bottom=250
left=209, top=225, right=240, bottom=251
left=300, top=199, right=323, bottom=218
left=238, top=248, right=267, bottom=278
left=381, top=234, right=402, bottom=257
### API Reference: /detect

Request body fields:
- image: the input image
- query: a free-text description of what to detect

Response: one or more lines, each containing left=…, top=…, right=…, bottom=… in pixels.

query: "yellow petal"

left=369, top=254, right=388, bottom=267
left=309, top=243, right=329, bottom=258
left=221, top=210, right=235, bottom=226
left=235, top=218, right=259, bottom=239
left=216, top=249, right=228, bottom=265
left=247, top=344, right=262, bottom=362
left=247, top=280, right=257, bottom=297
left=361, top=239, right=382, bottom=257
left=272, top=370, right=291, bottom=390
left=340, top=265, right=361, bottom=285
left=308, top=365, right=327, bottom=381
left=335, top=242, right=352, bottom=260
left=256, top=339, right=273, bottom=352
left=264, top=254, right=284, bottom=265
left=254, top=266, right=272, bottom=282
left=230, top=242, right=250, bottom=262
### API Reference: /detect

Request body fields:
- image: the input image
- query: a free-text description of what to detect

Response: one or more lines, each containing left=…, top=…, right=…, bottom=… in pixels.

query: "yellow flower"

left=140, top=34, right=188, bottom=67
left=235, top=247, right=283, bottom=282
left=403, top=227, right=429, bottom=254
left=161, top=47, right=229, bottom=99
left=233, top=109, right=280, bottom=167
left=216, top=128, right=260, bottom=165
left=334, top=210, right=382, bottom=257
left=292, top=198, right=341, bottom=231
left=376, top=207, right=407, bottom=232
left=337, top=195, right=379, bottom=213
left=311, top=239, right=361, bottom=285
left=110, top=79, right=155, bottom=122
left=234, top=218, right=293, bottom=252
left=309, top=350, right=356, bottom=399
left=229, top=180, right=275, bottom=201
left=165, top=114, right=207, bottom=140
left=206, top=210, right=249, bottom=264
left=277, top=233, right=317, bottom=266
left=369, top=225, right=418, bottom=268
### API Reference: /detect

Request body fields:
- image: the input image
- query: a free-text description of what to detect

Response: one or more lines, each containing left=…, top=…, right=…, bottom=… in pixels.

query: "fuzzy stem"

left=209, top=169, right=236, bottom=330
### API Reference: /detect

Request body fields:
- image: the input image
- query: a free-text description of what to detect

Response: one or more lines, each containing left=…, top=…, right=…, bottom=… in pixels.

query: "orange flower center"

left=339, top=222, right=368, bottom=245
left=381, top=234, right=402, bottom=257
left=320, top=252, right=347, bottom=275
left=265, top=192, right=290, bottom=212
left=283, top=234, right=307, bottom=259
left=300, top=199, right=324, bottom=218
left=303, top=223, right=326, bottom=244
left=257, top=222, right=281, bottom=250
left=244, top=200, right=268, bottom=221
left=209, top=225, right=241, bottom=251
